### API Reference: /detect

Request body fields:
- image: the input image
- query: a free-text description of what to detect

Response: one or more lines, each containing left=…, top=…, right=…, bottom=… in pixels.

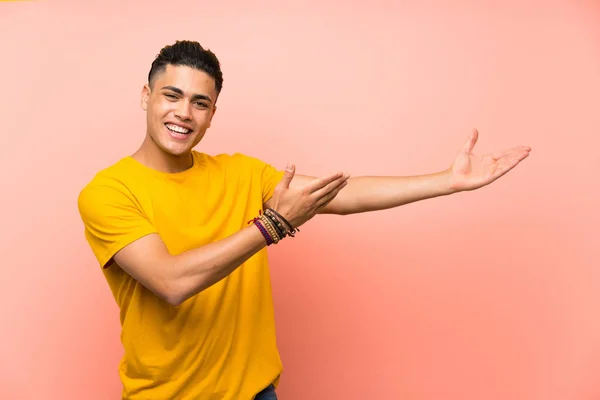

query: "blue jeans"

left=254, top=384, right=277, bottom=400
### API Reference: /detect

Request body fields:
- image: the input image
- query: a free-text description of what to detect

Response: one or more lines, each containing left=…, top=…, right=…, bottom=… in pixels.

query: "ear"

left=141, top=84, right=151, bottom=111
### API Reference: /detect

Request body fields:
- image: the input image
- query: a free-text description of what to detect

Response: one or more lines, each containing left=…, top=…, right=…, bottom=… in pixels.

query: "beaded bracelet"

left=249, top=211, right=284, bottom=245
left=248, top=209, right=299, bottom=245
left=263, top=209, right=286, bottom=239
left=265, top=208, right=298, bottom=237
left=252, top=218, right=274, bottom=245
left=260, top=214, right=281, bottom=244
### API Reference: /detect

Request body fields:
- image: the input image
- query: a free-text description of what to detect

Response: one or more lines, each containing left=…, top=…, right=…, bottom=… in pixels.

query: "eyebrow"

left=161, top=86, right=213, bottom=103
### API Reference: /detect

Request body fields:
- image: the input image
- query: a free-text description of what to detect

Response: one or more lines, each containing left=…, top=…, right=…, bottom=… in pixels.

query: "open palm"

left=451, top=129, right=531, bottom=192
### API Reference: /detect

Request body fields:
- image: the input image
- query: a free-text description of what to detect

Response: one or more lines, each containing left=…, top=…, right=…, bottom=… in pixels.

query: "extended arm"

left=280, top=129, right=531, bottom=215
left=291, top=170, right=455, bottom=215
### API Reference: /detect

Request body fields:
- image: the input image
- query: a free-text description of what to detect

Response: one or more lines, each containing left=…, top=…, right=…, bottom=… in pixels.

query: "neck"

left=132, top=136, right=194, bottom=173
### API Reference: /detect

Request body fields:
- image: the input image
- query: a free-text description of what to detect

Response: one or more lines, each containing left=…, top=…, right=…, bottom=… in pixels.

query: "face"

left=141, top=64, right=218, bottom=157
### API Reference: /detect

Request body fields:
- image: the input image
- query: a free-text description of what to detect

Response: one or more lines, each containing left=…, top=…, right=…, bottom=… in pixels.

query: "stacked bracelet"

left=253, top=217, right=275, bottom=245
left=264, top=208, right=298, bottom=237
left=248, top=208, right=299, bottom=246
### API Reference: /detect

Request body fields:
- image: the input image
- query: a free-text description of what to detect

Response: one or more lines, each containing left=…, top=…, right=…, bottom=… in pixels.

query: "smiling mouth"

left=165, top=123, right=192, bottom=135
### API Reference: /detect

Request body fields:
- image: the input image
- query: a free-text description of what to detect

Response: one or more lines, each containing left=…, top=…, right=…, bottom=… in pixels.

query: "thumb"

left=461, top=128, right=479, bottom=154
left=279, top=163, right=295, bottom=189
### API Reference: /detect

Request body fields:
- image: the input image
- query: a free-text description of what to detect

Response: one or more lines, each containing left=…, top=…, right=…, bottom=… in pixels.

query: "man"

left=77, top=40, right=530, bottom=399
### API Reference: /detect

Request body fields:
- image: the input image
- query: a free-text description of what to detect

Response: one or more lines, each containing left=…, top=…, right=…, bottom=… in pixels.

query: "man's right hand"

left=268, top=164, right=350, bottom=229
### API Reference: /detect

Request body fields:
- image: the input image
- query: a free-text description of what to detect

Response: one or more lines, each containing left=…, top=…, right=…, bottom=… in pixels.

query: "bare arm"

left=113, top=225, right=268, bottom=306
left=283, top=129, right=531, bottom=215
left=111, top=168, right=349, bottom=306
left=289, top=170, right=455, bottom=215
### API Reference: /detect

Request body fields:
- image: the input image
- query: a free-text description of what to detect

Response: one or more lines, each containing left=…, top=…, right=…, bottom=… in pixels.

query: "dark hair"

left=148, top=40, right=223, bottom=94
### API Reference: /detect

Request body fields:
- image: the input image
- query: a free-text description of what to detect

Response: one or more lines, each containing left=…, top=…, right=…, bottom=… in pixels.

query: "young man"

left=77, top=40, right=531, bottom=399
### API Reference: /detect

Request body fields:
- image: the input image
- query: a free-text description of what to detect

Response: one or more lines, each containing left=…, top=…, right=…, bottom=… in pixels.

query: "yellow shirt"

left=77, top=151, right=285, bottom=399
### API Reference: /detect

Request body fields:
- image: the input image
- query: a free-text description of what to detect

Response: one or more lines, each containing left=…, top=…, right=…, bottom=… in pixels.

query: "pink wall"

left=1, top=0, right=598, bottom=399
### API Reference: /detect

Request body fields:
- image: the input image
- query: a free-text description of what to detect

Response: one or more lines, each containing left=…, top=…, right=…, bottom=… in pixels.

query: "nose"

left=174, top=101, right=192, bottom=121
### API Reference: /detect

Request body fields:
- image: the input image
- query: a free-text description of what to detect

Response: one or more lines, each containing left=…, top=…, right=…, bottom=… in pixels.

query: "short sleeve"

left=237, top=154, right=284, bottom=204
left=77, top=181, right=157, bottom=268
left=259, top=162, right=285, bottom=204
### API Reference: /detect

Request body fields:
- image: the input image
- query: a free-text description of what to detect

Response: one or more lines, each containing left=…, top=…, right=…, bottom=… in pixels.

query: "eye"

left=194, top=102, right=208, bottom=108
left=165, top=94, right=178, bottom=100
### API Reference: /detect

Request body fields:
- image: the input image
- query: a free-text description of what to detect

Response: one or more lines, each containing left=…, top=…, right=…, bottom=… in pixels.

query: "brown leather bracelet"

left=266, top=208, right=298, bottom=235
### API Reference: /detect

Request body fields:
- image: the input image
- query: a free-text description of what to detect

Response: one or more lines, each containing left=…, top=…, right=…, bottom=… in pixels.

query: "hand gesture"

left=269, top=164, right=350, bottom=228
left=450, top=129, right=531, bottom=192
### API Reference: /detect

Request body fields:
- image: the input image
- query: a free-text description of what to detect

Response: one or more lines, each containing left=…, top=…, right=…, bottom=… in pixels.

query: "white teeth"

left=166, top=123, right=191, bottom=134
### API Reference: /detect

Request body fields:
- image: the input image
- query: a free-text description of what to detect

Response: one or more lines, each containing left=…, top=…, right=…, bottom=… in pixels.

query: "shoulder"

left=198, top=151, right=255, bottom=163
left=195, top=151, right=273, bottom=171
left=77, top=158, right=140, bottom=218
left=79, top=157, right=137, bottom=195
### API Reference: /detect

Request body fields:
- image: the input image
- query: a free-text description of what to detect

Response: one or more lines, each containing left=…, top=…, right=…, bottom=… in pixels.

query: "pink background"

left=1, top=0, right=598, bottom=399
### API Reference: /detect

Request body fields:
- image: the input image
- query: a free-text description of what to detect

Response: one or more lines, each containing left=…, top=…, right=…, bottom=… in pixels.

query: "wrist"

left=442, top=168, right=460, bottom=194
left=264, top=208, right=299, bottom=237
left=248, top=208, right=299, bottom=246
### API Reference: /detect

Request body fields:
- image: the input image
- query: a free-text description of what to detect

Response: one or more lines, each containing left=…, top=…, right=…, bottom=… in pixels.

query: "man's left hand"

left=450, top=128, right=531, bottom=192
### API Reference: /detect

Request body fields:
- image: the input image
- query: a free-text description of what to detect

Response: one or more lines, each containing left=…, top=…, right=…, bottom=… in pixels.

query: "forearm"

left=326, top=169, right=457, bottom=215
left=166, top=224, right=268, bottom=305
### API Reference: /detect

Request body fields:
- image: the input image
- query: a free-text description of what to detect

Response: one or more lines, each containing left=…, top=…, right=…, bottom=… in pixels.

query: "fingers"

left=311, top=173, right=350, bottom=200
left=492, top=145, right=531, bottom=161
left=305, top=172, right=348, bottom=194
left=493, top=151, right=530, bottom=179
left=492, top=148, right=513, bottom=160
left=315, top=180, right=349, bottom=209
